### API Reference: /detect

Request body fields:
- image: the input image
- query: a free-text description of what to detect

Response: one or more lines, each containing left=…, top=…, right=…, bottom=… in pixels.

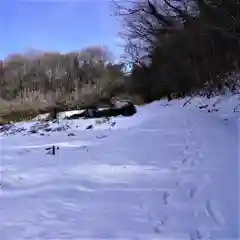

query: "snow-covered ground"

left=0, top=95, right=239, bottom=240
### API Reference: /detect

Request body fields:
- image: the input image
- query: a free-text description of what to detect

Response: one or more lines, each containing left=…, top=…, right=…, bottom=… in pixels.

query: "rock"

left=68, top=133, right=75, bottom=136
left=47, top=107, right=58, bottom=120
left=29, top=129, right=38, bottom=134
left=208, top=108, right=220, bottom=113
left=64, top=100, right=137, bottom=120
left=120, top=101, right=136, bottom=116
left=84, top=107, right=98, bottom=118
left=52, top=119, right=59, bottom=124
left=110, top=121, right=116, bottom=127
left=199, top=105, right=208, bottom=109
left=96, top=135, right=107, bottom=139
left=44, top=128, right=52, bottom=132
left=86, top=125, right=93, bottom=130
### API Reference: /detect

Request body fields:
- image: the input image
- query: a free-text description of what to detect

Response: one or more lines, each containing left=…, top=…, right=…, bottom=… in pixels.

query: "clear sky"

left=0, top=0, right=123, bottom=60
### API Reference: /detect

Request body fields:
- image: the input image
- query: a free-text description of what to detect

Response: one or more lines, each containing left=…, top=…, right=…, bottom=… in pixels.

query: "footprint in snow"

left=190, top=229, right=203, bottom=240
left=154, top=215, right=168, bottom=233
left=163, top=191, right=170, bottom=205
left=189, top=187, right=198, bottom=199
left=182, top=157, right=188, bottom=165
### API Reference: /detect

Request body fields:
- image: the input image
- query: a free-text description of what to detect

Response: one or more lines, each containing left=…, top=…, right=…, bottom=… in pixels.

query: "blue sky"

left=0, top=0, right=123, bottom=60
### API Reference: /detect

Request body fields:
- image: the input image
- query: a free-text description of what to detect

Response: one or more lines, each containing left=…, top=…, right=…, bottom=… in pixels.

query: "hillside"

left=0, top=95, right=239, bottom=240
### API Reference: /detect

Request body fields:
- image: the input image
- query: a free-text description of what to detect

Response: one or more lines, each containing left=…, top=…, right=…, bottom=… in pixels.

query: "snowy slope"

left=0, top=95, right=239, bottom=240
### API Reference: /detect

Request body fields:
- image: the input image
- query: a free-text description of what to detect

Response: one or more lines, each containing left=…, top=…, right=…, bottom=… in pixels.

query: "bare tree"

left=0, top=60, right=5, bottom=98
left=114, top=0, right=194, bottom=65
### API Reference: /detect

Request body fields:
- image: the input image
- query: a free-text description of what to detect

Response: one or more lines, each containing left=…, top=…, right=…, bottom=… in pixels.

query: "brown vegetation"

left=0, top=46, right=128, bottom=122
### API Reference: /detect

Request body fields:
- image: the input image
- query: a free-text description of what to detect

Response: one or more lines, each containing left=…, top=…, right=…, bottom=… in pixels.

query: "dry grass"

left=0, top=87, right=109, bottom=124
left=0, top=86, right=143, bottom=124
left=0, top=100, right=52, bottom=124
left=0, top=90, right=56, bottom=123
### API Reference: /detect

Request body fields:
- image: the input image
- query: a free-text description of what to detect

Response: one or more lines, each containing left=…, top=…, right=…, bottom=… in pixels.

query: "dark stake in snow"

left=46, top=145, right=59, bottom=155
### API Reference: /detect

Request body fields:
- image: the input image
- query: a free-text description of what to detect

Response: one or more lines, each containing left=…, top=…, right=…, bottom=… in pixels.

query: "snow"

left=0, top=95, right=239, bottom=240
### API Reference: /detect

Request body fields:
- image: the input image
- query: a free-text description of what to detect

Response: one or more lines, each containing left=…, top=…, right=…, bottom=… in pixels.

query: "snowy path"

left=0, top=101, right=239, bottom=239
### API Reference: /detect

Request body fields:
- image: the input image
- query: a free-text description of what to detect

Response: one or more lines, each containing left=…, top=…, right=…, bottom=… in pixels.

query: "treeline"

left=0, top=46, right=127, bottom=106
left=116, top=0, right=240, bottom=102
